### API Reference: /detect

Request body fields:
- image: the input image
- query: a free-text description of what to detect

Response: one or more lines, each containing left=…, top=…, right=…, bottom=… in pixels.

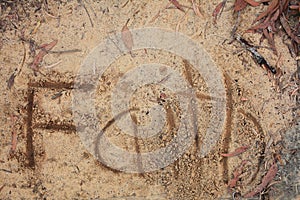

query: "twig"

left=78, top=0, right=94, bottom=27
left=235, top=35, right=277, bottom=74
left=48, top=49, right=81, bottom=54
left=280, top=15, right=300, bottom=44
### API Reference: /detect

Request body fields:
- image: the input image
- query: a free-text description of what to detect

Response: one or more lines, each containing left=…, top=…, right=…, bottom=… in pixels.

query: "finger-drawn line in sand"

left=220, top=72, right=234, bottom=183
left=25, top=81, right=75, bottom=169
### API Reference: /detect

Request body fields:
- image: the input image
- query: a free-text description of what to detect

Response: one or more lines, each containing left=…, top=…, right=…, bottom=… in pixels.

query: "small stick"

left=235, top=35, right=277, bottom=74
left=78, top=0, right=94, bottom=27
left=40, top=49, right=81, bottom=54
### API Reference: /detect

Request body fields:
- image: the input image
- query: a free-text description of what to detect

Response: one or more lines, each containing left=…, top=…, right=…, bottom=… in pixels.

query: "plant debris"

left=9, top=115, right=18, bottom=155
left=234, top=0, right=260, bottom=12
left=212, top=0, right=227, bottom=24
left=235, top=34, right=277, bottom=74
left=192, top=0, right=203, bottom=18
left=221, top=146, right=249, bottom=157
left=31, top=39, right=58, bottom=71
left=228, top=160, right=249, bottom=188
left=244, top=162, right=278, bottom=198
left=7, top=72, right=16, bottom=90
left=169, top=0, right=185, bottom=12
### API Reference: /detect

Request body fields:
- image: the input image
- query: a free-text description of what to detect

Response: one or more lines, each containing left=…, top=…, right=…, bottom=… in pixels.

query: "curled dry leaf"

left=221, top=146, right=249, bottom=157
left=169, top=0, right=185, bottom=12
left=244, top=162, right=278, bottom=198
left=31, top=39, right=58, bottom=71
left=121, top=19, right=134, bottom=52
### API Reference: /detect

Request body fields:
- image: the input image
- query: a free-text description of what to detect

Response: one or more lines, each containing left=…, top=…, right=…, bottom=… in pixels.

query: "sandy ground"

left=0, top=0, right=299, bottom=199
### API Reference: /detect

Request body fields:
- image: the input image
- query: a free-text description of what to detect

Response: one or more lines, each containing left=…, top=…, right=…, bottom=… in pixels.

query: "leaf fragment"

left=7, top=72, right=16, bottom=89
left=221, top=146, right=249, bottom=157
left=234, top=0, right=248, bottom=12
left=254, top=0, right=278, bottom=22
left=213, top=0, right=227, bottom=23
left=169, top=0, right=185, bottom=12
left=228, top=160, right=249, bottom=188
left=244, top=163, right=278, bottom=198
left=31, top=39, right=58, bottom=71
left=244, top=0, right=260, bottom=7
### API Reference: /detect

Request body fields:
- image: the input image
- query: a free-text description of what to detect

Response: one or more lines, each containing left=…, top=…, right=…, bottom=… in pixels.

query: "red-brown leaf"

left=228, top=160, right=249, bottom=188
left=31, top=39, right=58, bottom=70
left=244, top=163, right=278, bottom=198
left=234, top=0, right=248, bottom=12
left=221, top=146, right=249, bottom=157
left=244, top=0, right=260, bottom=7
left=254, top=0, right=279, bottom=22
left=169, top=0, right=185, bottom=12
left=213, top=1, right=226, bottom=23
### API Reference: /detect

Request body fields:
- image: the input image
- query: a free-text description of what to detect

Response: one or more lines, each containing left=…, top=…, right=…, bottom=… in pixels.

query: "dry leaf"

left=169, top=0, right=185, bottom=12
left=228, top=160, right=249, bottom=188
left=244, top=0, right=260, bottom=7
left=254, top=0, right=278, bottom=22
left=31, top=39, right=58, bottom=71
left=221, top=146, right=249, bottom=157
left=213, top=0, right=227, bottom=23
left=244, top=163, right=278, bottom=198
left=121, top=19, right=134, bottom=52
left=234, top=0, right=248, bottom=12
